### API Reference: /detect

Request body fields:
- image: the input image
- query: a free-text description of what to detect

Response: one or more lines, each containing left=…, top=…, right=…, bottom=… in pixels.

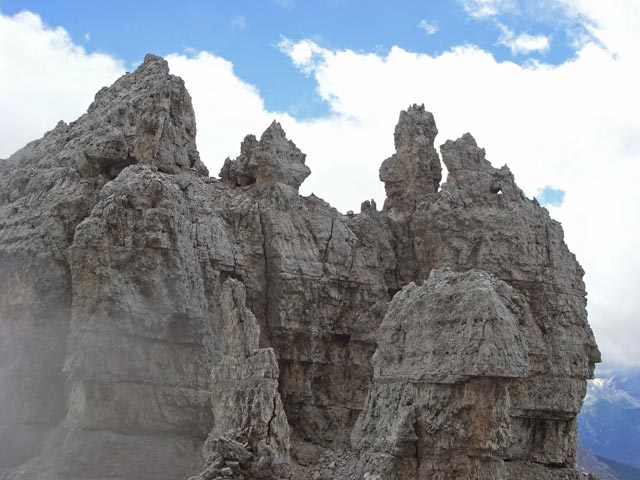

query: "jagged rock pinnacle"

left=379, top=104, right=442, bottom=212
left=140, top=53, right=170, bottom=72
left=440, top=132, right=523, bottom=202
left=85, top=52, right=207, bottom=177
left=219, top=120, right=310, bottom=190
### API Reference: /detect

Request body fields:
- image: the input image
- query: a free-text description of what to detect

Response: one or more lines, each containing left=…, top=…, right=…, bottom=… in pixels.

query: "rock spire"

left=379, top=104, right=442, bottom=211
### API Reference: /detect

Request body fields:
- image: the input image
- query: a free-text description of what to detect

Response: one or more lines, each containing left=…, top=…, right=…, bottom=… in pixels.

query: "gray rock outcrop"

left=379, top=104, right=441, bottom=212
left=0, top=55, right=599, bottom=480
left=351, top=269, right=589, bottom=479
left=0, top=53, right=207, bottom=478
left=219, top=121, right=310, bottom=190
left=191, top=279, right=291, bottom=480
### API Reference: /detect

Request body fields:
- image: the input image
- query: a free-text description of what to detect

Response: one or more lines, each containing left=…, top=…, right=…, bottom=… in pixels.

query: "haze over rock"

left=0, top=54, right=599, bottom=480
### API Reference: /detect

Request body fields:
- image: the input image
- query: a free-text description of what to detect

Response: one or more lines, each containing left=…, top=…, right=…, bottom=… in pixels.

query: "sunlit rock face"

left=0, top=55, right=599, bottom=480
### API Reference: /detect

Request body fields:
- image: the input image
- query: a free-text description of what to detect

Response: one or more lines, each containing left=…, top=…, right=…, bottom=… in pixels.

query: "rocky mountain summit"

left=0, top=54, right=600, bottom=480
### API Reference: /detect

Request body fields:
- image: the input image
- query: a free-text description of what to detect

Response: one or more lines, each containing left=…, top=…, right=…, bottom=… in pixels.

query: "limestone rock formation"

left=352, top=269, right=578, bottom=478
left=379, top=104, right=441, bottom=212
left=219, top=121, right=310, bottom=190
left=0, top=54, right=599, bottom=480
left=193, top=279, right=291, bottom=480
left=0, top=53, right=207, bottom=478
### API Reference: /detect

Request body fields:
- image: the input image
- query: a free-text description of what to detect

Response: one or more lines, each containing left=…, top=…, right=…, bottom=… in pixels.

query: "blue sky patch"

left=0, top=0, right=596, bottom=119
left=537, top=186, right=565, bottom=207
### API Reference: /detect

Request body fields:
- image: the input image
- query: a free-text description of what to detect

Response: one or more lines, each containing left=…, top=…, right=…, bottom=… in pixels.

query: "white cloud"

left=459, top=0, right=598, bottom=53
left=165, top=51, right=291, bottom=171
left=1, top=4, right=640, bottom=370
left=498, top=24, right=550, bottom=54
left=277, top=37, right=327, bottom=75
left=419, top=19, right=439, bottom=35
left=459, top=0, right=515, bottom=18
left=84, top=32, right=90, bottom=42
left=230, top=15, right=247, bottom=30
left=0, top=11, right=125, bottom=159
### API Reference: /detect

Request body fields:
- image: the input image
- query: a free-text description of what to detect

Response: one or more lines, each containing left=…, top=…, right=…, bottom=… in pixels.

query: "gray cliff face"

left=0, top=55, right=599, bottom=480
left=351, top=269, right=592, bottom=479
left=0, top=53, right=206, bottom=475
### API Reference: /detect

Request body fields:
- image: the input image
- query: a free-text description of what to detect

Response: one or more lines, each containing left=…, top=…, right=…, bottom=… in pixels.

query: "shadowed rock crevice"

left=0, top=54, right=599, bottom=480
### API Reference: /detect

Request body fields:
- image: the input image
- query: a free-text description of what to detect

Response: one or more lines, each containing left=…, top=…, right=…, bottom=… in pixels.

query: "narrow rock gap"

left=322, top=217, right=335, bottom=264
left=414, top=419, right=421, bottom=480
left=257, top=202, right=273, bottom=344
left=267, top=395, right=277, bottom=439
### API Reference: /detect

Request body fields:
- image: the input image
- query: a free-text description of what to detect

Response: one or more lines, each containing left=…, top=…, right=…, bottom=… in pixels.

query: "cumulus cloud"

left=459, top=0, right=598, bottom=52
left=0, top=11, right=125, bottom=158
left=419, top=19, right=439, bottom=35
left=277, top=37, right=328, bottom=75
left=165, top=51, right=291, bottom=170
left=1, top=4, right=639, bottom=370
left=498, top=24, right=550, bottom=54
left=458, top=0, right=516, bottom=18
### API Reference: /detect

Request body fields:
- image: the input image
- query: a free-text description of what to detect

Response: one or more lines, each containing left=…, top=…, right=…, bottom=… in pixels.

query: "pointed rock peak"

left=220, top=121, right=310, bottom=191
left=379, top=105, right=442, bottom=212
left=143, top=53, right=168, bottom=66
left=459, top=132, right=478, bottom=147
left=82, top=53, right=207, bottom=177
left=394, top=103, right=438, bottom=154
left=262, top=120, right=287, bottom=141
left=440, top=133, right=490, bottom=173
left=440, top=133, right=523, bottom=201
left=136, top=53, right=170, bottom=76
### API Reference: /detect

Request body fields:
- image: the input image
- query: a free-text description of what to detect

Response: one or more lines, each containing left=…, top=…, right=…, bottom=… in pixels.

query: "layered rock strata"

left=0, top=54, right=599, bottom=480
left=352, top=268, right=581, bottom=478
left=191, top=279, right=291, bottom=480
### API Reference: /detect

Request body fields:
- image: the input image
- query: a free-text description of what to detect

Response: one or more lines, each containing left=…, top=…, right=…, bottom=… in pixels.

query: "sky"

left=0, top=0, right=638, bottom=371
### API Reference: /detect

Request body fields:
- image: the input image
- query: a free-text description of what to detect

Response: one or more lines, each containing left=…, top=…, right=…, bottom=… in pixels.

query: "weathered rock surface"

left=220, top=122, right=310, bottom=190
left=351, top=269, right=589, bottom=479
left=0, top=53, right=207, bottom=477
left=379, top=104, right=441, bottom=212
left=0, top=56, right=599, bottom=480
left=192, top=279, right=291, bottom=480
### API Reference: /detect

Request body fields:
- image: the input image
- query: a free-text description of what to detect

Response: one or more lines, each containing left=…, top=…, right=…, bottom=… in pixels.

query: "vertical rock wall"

left=0, top=56, right=599, bottom=480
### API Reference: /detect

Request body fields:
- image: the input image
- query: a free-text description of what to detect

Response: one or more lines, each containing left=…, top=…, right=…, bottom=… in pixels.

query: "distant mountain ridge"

left=577, top=444, right=618, bottom=480
left=579, top=368, right=640, bottom=472
left=597, top=455, right=640, bottom=480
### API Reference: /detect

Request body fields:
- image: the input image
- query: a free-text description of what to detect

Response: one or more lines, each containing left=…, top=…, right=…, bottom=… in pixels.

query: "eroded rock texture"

left=219, top=122, right=310, bottom=190
left=352, top=269, right=585, bottom=479
left=0, top=55, right=599, bottom=480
